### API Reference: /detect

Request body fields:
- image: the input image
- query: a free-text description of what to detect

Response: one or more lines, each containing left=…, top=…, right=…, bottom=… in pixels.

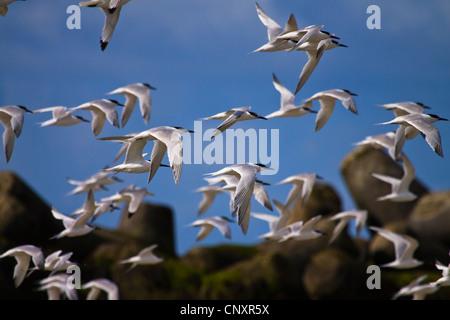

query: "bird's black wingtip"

left=100, top=39, right=108, bottom=51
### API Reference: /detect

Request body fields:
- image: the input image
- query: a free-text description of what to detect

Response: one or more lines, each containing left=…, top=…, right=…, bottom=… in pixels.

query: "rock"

left=199, top=251, right=307, bottom=299
left=0, top=171, right=62, bottom=246
left=117, top=202, right=176, bottom=257
left=113, top=256, right=203, bottom=299
left=257, top=237, right=328, bottom=277
left=2, top=170, right=449, bottom=300
left=182, top=244, right=258, bottom=274
left=85, top=239, right=203, bottom=299
left=408, top=191, right=450, bottom=244
left=340, top=145, right=429, bottom=226
left=302, top=247, right=375, bottom=299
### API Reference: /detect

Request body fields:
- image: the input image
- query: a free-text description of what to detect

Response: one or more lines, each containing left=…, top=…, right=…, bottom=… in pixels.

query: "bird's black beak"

left=109, top=99, right=124, bottom=106
left=255, top=179, right=271, bottom=186
left=303, top=107, right=317, bottom=114
left=338, top=43, right=348, bottom=48
left=259, top=116, right=268, bottom=120
left=77, top=116, right=90, bottom=123
left=19, top=106, right=34, bottom=113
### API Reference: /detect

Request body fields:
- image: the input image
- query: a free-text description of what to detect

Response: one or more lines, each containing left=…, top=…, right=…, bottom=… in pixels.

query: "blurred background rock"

left=1, top=145, right=449, bottom=300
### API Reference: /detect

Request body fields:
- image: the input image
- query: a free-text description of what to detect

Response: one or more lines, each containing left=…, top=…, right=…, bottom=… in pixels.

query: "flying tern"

left=254, top=3, right=345, bottom=94
left=33, top=106, right=90, bottom=127
left=369, top=226, right=423, bottom=269
left=378, top=101, right=431, bottom=117
left=120, top=244, right=163, bottom=271
left=378, top=102, right=433, bottom=144
left=372, top=153, right=417, bottom=202
left=278, top=215, right=325, bottom=242
left=90, top=199, right=120, bottom=222
left=265, top=73, right=317, bottom=119
left=107, top=82, right=156, bottom=127
left=67, top=171, right=122, bottom=195
left=203, top=106, right=267, bottom=139
left=278, top=24, right=341, bottom=53
left=99, top=126, right=193, bottom=185
left=195, top=185, right=225, bottom=216
left=101, top=137, right=153, bottom=175
left=291, top=38, right=348, bottom=95
left=100, top=184, right=154, bottom=218
left=0, top=105, right=33, bottom=162
left=354, top=131, right=397, bottom=160
left=221, top=177, right=273, bottom=212
left=27, top=250, right=75, bottom=278
left=392, top=275, right=439, bottom=300
left=301, top=89, right=358, bottom=131
left=328, top=210, right=368, bottom=244
left=79, top=0, right=132, bottom=51
left=0, top=244, right=45, bottom=287
left=277, top=173, right=322, bottom=208
left=82, top=278, right=119, bottom=300
left=251, top=199, right=292, bottom=240
left=432, top=259, right=450, bottom=287
left=378, top=113, right=448, bottom=159
left=189, top=216, right=234, bottom=242
left=205, top=163, right=274, bottom=234
left=70, top=99, right=123, bottom=136
left=50, top=205, right=96, bottom=239
left=37, top=274, right=79, bottom=300
left=253, top=2, right=299, bottom=53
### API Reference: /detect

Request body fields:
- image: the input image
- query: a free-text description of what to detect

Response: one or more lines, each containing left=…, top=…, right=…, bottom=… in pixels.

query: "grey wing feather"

left=253, top=183, right=273, bottom=211
left=148, top=140, right=167, bottom=184
left=255, top=2, right=282, bottom=42
left=100, top=7, right=122, bottom=49
left=295, top=51, right=321, bottom=95
left=212, top=111, right=242, bottom=137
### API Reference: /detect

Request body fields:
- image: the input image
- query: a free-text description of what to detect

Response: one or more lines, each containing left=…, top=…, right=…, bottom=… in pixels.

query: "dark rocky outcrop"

left=118, top=202, right=177, bottom=257
left=0, top=171, right=62, bottom=246
left=408, top=191, right=450, bottom=244
left=302, top=247, right=372, bottom=300
left=1, top=144, right=449, bottom=301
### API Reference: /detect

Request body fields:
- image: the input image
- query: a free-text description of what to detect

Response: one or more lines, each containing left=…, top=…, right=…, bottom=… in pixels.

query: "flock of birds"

left=1, top=1, right=449, bottom=300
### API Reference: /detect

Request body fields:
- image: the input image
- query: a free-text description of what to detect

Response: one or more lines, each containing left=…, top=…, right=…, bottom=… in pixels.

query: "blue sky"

left=1, top=0, right=449, bottom=256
